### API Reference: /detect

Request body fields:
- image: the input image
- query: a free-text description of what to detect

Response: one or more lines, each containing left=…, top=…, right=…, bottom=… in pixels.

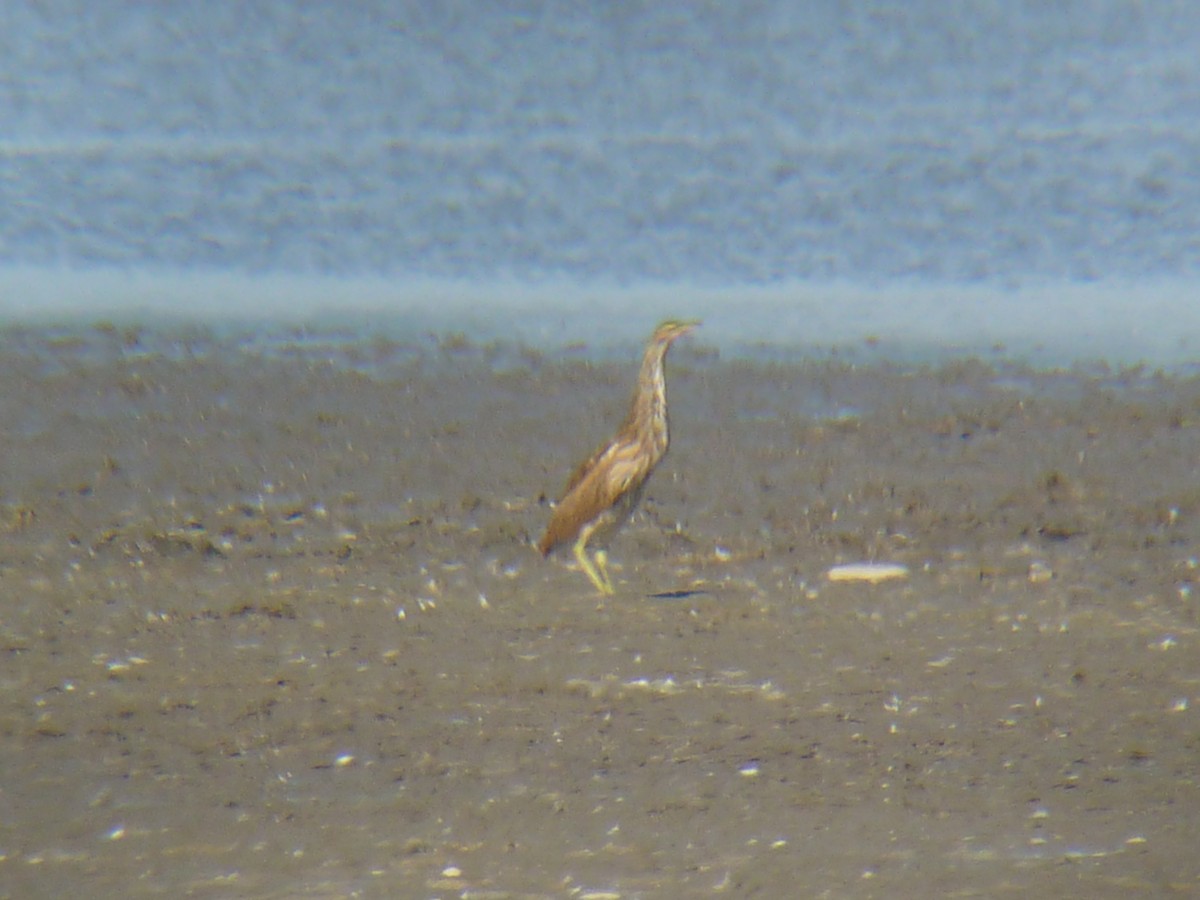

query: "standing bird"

left=538, top=320, right=699, bottom=594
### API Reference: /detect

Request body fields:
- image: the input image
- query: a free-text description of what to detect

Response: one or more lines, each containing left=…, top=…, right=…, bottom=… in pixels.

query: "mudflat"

left=2, top=325, right=1198, bottom=898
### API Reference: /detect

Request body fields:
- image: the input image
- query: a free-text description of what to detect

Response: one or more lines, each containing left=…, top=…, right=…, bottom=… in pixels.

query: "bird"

left=538, top=319, right=699, bottom=594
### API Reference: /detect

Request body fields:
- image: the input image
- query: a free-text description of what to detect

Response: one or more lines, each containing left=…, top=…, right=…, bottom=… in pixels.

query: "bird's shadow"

left=646, top=589, right=712, bottom=600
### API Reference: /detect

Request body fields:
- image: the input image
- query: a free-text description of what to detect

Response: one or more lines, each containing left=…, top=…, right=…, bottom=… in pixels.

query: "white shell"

left=826, top=562, right=909, bottom=583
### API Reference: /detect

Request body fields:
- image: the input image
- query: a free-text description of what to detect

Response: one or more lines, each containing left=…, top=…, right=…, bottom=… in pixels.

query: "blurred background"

left=2, top=1, right=1198, bottom=362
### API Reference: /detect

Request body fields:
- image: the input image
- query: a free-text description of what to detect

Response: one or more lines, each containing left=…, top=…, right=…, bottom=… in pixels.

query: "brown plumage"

left=538, top=319, right=699, bottom=594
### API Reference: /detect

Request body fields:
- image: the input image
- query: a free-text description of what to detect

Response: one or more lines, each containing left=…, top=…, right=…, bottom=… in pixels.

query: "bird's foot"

left=574, top=543, right=615, bottom=595
left=594, top=550, right=615, bottom=595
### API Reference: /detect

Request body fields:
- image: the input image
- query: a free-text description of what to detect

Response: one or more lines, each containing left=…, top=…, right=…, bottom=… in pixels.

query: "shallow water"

left=4, top=3, right=1200, bottom=339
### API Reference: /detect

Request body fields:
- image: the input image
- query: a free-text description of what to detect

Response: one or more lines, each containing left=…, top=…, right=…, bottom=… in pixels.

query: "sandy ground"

left=1, top=323, right=1198, bottom=898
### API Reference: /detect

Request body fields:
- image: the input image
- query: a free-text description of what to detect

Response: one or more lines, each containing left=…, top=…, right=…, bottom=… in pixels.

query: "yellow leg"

left=594, top=550, right=611, bottom=593
left=572, top=527, right=614, bottom=595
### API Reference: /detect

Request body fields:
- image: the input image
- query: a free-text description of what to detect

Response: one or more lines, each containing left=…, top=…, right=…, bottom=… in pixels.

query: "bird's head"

left=653, top=319, right=701, bottom=344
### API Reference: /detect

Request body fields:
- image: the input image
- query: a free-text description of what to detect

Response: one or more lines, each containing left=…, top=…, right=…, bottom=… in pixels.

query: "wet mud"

left=1, top=325, right=1198, bottom=897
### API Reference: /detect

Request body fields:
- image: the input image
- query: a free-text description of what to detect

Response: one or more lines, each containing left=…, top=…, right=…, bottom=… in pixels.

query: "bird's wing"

left=539, top=442, right=619, bottom=554
left=539, top=438, right=651, bottom=555
left=562, top=437, right=613, bottom=495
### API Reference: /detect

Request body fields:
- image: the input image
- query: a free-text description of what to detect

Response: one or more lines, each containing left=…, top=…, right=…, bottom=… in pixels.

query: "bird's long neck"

left=624, top=338, right=671, bottom=456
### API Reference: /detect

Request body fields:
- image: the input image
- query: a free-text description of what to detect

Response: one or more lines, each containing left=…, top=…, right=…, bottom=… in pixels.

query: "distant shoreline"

left=1, top=266, right=1197, bottom=369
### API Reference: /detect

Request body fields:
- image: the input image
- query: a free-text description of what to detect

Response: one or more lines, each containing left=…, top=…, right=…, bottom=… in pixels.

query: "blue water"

left=2, top=2, right=1199, bottom=362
